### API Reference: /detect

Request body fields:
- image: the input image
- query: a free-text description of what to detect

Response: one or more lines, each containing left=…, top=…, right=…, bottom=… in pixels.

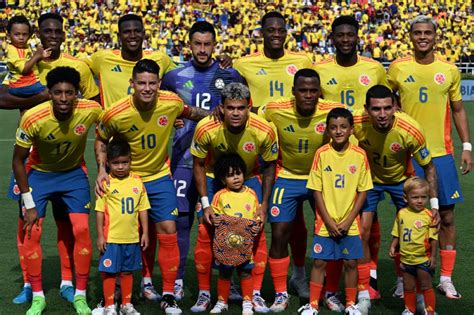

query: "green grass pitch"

left=0, top=103, right=472, bottom=314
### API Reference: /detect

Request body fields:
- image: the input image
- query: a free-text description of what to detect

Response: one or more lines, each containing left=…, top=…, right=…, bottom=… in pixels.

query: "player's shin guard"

left=101, top=273, right=116, bottom=307
left=141, top=223, right=157, bottom=278
left=290, top=206, right=307, bottom=268
left=241, top=276, right=253, bottom=301
left=56, top=219, right=74, bottom=281
left=120, top=272, right=133, bottom=305
left=252, top=231, right=267, bottom=291
left=423, top=288, right=436, bottom=314
left=440, top=249, right=456, bottom=278
left=70, top=213, right=92, bottom=291
left=194, top=224, right=213, bottom=291
left=269, top=256, right=290, bottom=293
left=310, top=281, right=323, bottom=309
left=217, top=278, right=231, bottom=303
left=176, top=213, right=192, bottom=280
left=157, top=233, right=180, bottom=293
left=17, top=218, right=28, bottom=284
left=404, top=290, right=416, bottom=313
left=345, top=287, right=357, bottom=307
left=325, top=260, right=343, bottom=294
left=24, top=219, right=44, bottom=293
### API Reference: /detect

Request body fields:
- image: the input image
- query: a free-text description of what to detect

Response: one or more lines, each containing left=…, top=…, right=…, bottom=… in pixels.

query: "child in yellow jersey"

left=389, top=177, right=438, bottom=315
left=6, top=15, right=50, bottom=97
left=209, top=154, right=262, bottom=315
left=95, top=139, right=150, bottom=315
left=301, top=108, right=373, bottom=315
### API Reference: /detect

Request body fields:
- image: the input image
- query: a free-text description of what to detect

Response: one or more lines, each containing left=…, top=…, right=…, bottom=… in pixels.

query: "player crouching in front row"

left=299, top=108, right=373, bottom=315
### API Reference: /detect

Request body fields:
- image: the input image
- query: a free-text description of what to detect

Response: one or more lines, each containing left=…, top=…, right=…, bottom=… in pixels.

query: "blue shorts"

left=144, top=175, right=179, bottom=223
left=172, top=167, right=198, bottom=213
left=98, top=243, right=142, bottom=273
left=198, top=176, right=263, bottom=218
left=9, top=82, right=45, bottom=97
left=401, top=261, right=434, bottom=277
left=268, top=178, right=315, bottom=223
left=27, top=167, right=91, bottom=218
left=413, top=155, right=463, bottom=206
left=311, top=234, right=363, bottom=260
left=362, top=181, right=406, bottom=213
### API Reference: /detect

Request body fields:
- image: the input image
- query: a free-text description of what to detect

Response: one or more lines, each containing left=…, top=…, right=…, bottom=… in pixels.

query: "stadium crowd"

left=0, top=0, right=472, bottom=64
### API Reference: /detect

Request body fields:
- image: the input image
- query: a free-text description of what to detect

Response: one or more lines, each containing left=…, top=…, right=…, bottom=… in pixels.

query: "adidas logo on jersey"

left=184, top=80, right=194, bottom=89
left=216, top=143, right=226, bottom=151
left=45, top=133, right=55, bottom=140
left=451, top=191, right=460, bottom=199
left=111, top=65, right=122, bottom=72
left=128, top=125, right=139, bottom=132
left=326, top=78, right=337, bottom=85
left=224, top=204, right=231, bottom=209
left=324, top=165, right=332, bottom=172
left=404, top=75, right=415, bottom=83
left=283, top=125, right=295, bottom=132
left=256, top=68, right=267, bottom=75
left=111, top=189, right=119, bottom=195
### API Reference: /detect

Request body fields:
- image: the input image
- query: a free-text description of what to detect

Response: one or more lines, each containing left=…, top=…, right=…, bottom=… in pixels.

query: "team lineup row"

left=3, top=9, right=470, bottom=315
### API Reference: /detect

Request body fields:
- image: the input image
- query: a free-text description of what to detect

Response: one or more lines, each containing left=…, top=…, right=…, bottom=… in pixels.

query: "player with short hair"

left=96, top=138, right=150, bottom=315
left=234, top=11, right=314, bottom=304
left=12, top=66, right=102, bottom=315
left=84, top=14, right=176, bottom=109
left=352, top=85, right=438, bottom=314
left=299, top=107, right=372, bottom=315
left=95, top=59, right=209, bottom=314
left=314, top=16, right=388, bottom=306
left=259, top=68, right=343, bottom=312
left=190, top=82, right=277, bottom=313
left=387, top=15, right=471, bottom=299
left=389, top=177, right=438, bottom=315
left=160, top=20, right=244, bottom=300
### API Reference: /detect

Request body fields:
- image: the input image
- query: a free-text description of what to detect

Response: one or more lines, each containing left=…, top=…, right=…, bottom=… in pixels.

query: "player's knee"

left=313, top=259, right=327, bottom=271
left=440, top=210, right=454, bottom=228
left=156, top=220, right=176, bottom=234
left=343, top=259, right=357, bottom=271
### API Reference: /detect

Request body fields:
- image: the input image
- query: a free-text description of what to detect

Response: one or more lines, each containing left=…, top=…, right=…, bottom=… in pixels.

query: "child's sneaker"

left=160, top=294, right=182, bottom=314
left=437, top=280, right=462, bottom=299
left=140, top=283, right=161, bottom=301
left=120, top=303, right=140, bottom=315
left=269, top=292, right=289, bottom=312
left=174, top=279, right=184, bottom=301
left=298, top=304, right=319, bottom=315
left=210, top=300, right=228, bottom=313
left=324, top=294, right=345, bottom=312
left=242, top=300, right=253, bottom=315
left=104, top=305, right=117, bottom=315
left=190, top=291, right=211, bottom=312
left=345, top=304, right=362, bottom=315
left=252, top=293, right=269, bottom=313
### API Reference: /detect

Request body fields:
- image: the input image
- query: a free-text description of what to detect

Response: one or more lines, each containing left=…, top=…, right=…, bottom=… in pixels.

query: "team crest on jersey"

left=270, top=206, right=280, bottom=217
left=157, top=115, right=169, bottom=127
left=103, top=259, right=112, bottom=268
left=359, top=74, right=371, bottom=86
left=314, top=122, right=326, bottom=134
left=434, top=73, right=446, bottom=85
left=271, top=142, right=278, bottom=154
left=390, top=142, right=402, bottom=153
left=313, top=243, right=323, bottom=254
left=13, top=184, right=20, bottom=195
left=348, top=164, right=357, bottom=174
left=414, top=220, right=423, bottom=229
left=286, top=64, right=298, bottom=75
left=214, top=78, right=225, bottom=89
left=74, top=124, right=86, bottom=135
left=133, top=187, right=139, bottom=194
left=245, top=204, right=251, bottom=211
left=243, top=142, right=256, bottom=153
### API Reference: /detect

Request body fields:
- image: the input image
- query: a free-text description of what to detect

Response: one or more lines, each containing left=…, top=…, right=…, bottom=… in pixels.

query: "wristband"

left=201, top=196, right=210, bottom=209
left=21, top=191, right=36, bottom=209
left=430, top=198, right=439, bottom=210
left=462, top=142, right=472, bottom=151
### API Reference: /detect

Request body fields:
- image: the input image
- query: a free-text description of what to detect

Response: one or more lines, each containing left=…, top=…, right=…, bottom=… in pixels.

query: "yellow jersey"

left=191, top=114, right=278, bottom=179
left=307, top=144, right=373, bottom=237
left=260, top=98, right=343, bottom=179
left=314, top=56, right=388, bottom=110
left=95, top=173, right=150, bottom=244
left=212, top=186, right=258, bottom=220
left=391, top=207, right=438, bottom=265
left=16, top=99, right=102, bottom=172
left=353, top=110, right=432, bottom=184
left=5, top=44, right=41, bottom=89
left=98, top=92, right=184, bottom=182
left=387, top=55, right=462, bottom=157
left=84, top=49, right=176, bottom=108
left=233, top=50, right=313, bottom=108
left=37, top=53, right=99, bottom=100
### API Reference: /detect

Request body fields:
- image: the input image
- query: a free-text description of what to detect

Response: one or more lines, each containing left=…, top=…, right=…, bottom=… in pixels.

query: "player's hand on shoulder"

left=95, top=170, right=109, bottom=197
left=218, top=54, right=232, bottom=69
left=96, top=235, right=107, bottom=253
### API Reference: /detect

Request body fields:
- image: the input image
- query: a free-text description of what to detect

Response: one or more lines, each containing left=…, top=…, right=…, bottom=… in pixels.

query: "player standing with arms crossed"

left=12, top=67, right=101, bottom=315
left=388, top=15, right=471, bottom=299
left=160, top=21, right=243, bottom=300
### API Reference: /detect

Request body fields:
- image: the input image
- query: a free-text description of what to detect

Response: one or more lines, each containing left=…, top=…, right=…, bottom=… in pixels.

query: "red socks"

left=269, top=256, right=290, bottom=293
left=157, top=233, right=180, bottom=293
left=252, top=231, right=267, bottom=291
left=194, top=224, right=213, bottom=291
